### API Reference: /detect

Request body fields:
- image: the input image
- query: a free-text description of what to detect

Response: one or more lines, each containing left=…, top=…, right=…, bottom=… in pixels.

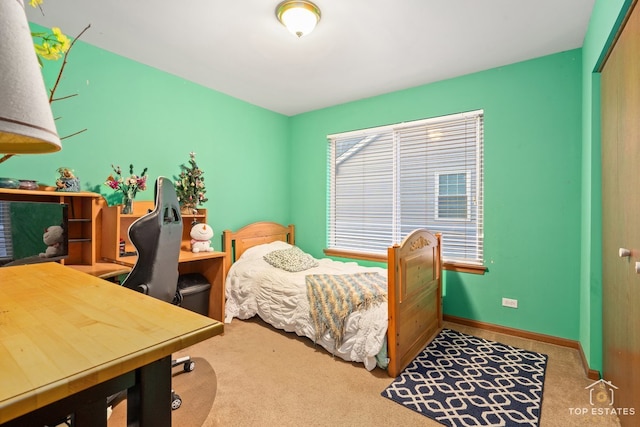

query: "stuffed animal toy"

left=39, top=225, right=65, bottom=258
left=190, top=222, right=214, bottom=253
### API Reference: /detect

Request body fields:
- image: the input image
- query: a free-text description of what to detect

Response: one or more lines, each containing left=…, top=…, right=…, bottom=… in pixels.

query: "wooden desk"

left=67, top=261, right=131, bottom=280
left=101, top=201, right=228, bottom=322
left=115, top=249, right=227, bottom=322
left=0, top=262, right=223, bottom=426
left=177, top=250, right=227, bottom=322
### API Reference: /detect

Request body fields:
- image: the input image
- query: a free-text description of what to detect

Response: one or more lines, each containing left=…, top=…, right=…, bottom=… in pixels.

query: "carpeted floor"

left=107, top=357, right=216, bottom=427
left=168, top=318, right=622, bottom=427
left=382, top=328, right=548, bottom=426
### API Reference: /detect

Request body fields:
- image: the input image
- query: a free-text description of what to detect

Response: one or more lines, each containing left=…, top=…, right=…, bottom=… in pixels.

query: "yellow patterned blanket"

left=306, top=272, right=387, bottom=348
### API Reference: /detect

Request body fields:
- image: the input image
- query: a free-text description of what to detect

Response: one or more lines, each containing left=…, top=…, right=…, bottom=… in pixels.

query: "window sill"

left=323, top=248, right=487, bottom=275
left=323, top=248, right=387, bottom=263
left=442, top=262, right=487, bottom=275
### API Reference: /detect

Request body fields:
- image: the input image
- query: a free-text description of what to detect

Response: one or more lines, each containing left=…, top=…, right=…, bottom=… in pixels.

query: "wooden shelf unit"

left=0, top=188, right=104, bottom=266
left=0, top=189, right=227, bottom=321
left=101, top=201, right=209, bottom=261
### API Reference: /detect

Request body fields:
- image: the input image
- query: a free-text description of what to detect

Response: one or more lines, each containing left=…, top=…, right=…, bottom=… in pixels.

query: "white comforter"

left=225, top=241, right=388, bottom=371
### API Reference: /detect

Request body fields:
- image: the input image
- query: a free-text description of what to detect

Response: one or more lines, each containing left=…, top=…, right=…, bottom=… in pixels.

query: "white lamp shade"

left=0, top=0, right=61, bottom=154
left=276, top=1, right=321, bottom=38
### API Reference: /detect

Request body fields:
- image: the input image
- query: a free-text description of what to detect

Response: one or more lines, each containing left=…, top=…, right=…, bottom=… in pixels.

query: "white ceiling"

left=26, top=0, right=596, bottom=116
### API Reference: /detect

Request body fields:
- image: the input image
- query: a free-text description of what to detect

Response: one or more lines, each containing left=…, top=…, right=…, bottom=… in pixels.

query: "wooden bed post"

left=387, top=242, right=401, bottom=377
left=222, top=229, right=233, bottom=273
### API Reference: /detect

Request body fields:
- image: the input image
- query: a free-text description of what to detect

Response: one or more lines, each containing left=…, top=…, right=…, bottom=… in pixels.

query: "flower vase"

left=181, top=203, right=197, bottom=215
left=121, top=192, right=134, bottom=214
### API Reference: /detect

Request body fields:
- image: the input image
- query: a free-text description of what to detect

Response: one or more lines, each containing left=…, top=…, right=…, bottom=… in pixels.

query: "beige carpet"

left=170, top=318, right=623, bottom=427
left=107, top=357, right=216, bottom=427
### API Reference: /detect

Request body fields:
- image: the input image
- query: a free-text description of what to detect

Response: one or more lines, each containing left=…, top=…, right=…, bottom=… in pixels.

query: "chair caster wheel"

left=184, top=360, right=195, bottom=372
left=171, top=392, right=182, bottom=410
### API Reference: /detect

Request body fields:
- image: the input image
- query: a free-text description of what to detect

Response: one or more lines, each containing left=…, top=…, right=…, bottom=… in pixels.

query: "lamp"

left=0, top=0, right=61, bottom=156
left=276, top=1, right=321, bottom=38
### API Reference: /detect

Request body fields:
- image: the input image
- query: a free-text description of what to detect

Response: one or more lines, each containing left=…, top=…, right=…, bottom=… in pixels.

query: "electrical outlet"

left=502, top=297, right=518, bottom=309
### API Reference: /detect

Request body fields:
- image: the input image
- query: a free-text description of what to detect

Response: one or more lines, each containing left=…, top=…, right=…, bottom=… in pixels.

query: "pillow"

left=263, top=246, right=319, bottom=272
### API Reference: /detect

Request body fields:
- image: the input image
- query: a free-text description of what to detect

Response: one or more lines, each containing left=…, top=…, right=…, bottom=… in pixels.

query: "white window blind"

left=327, top=110, right=484, bottom=265
left=0, top=201, right=13, bottom=263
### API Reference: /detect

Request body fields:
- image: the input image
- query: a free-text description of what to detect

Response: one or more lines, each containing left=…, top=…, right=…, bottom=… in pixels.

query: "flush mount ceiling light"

left=276, top=1, right=321, bottom=38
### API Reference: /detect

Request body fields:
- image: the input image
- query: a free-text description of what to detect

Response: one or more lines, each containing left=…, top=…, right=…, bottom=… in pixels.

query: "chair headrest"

left=154, top=176, right=181, bottom=226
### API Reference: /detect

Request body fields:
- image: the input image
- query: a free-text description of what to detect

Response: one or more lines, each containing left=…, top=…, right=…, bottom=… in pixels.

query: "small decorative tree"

left=175, top=152, right=208, bottom=214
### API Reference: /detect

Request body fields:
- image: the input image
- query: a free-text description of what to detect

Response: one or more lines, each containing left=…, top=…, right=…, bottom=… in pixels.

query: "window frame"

left=326, top=110, right=485, bottom=273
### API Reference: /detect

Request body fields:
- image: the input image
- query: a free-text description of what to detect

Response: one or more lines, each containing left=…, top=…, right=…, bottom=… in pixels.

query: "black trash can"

left=177, top=273, right=211, bottom=316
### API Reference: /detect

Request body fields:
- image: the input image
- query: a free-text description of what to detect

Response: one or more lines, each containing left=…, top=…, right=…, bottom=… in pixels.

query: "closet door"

left=601, top=2, right=640, bottom=420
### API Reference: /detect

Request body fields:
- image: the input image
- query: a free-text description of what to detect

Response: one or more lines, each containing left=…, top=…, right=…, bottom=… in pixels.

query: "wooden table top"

left=0, top=262, right=223, bottom=424
left=67, top=262, right=132, bottom=279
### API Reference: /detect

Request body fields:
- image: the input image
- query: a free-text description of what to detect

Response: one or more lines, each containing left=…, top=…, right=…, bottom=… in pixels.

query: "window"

left=0, top=202, right=13, bottom=263
left=327, top=110, right=484, bottom=265
left=436, top=172, right=470, bottom=220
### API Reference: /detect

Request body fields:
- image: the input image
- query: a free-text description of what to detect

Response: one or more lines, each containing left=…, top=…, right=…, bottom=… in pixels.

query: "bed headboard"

left=223, top=222, right=295, bottom=263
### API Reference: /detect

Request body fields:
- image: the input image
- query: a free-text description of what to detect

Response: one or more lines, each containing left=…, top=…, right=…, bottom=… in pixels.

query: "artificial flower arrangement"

left=29, top=0, right=89, bottom=127
left=1, top=0, right=89, bottom=165
left=30, top=0, right=70, bottom=63
left=105, top=164, right=148, bottom=200
left=31, top=22, right=70, bottom=64
left=175, top=152, right=208, bottom=213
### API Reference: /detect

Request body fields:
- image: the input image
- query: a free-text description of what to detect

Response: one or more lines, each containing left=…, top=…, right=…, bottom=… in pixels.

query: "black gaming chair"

left=120, top=176, right=195, bottom=410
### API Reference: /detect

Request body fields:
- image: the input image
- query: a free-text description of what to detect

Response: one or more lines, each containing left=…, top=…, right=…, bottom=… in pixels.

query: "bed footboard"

left=386, top=230, right=442, bottom=377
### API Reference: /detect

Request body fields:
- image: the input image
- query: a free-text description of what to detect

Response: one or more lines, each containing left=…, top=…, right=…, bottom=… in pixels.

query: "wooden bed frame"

left=222, top=221, right=442, bottom=377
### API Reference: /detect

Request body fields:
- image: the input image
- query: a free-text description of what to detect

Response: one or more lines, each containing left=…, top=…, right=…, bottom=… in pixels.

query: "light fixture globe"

left=276, top=0, right=321, bottom=38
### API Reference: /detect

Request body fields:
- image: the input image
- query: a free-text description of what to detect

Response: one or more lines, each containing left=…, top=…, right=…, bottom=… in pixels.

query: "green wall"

left=286, top=0, right=632, bottom=372
left=290, top=51, right=584, bottom=340
left=3, top=24, right=291, bottom=250
left=6, top=6, right=631, bottom=371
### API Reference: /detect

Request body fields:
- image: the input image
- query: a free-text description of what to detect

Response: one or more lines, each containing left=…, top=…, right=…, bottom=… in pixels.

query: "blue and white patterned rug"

left=382, top=328, right=548, bottom=427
